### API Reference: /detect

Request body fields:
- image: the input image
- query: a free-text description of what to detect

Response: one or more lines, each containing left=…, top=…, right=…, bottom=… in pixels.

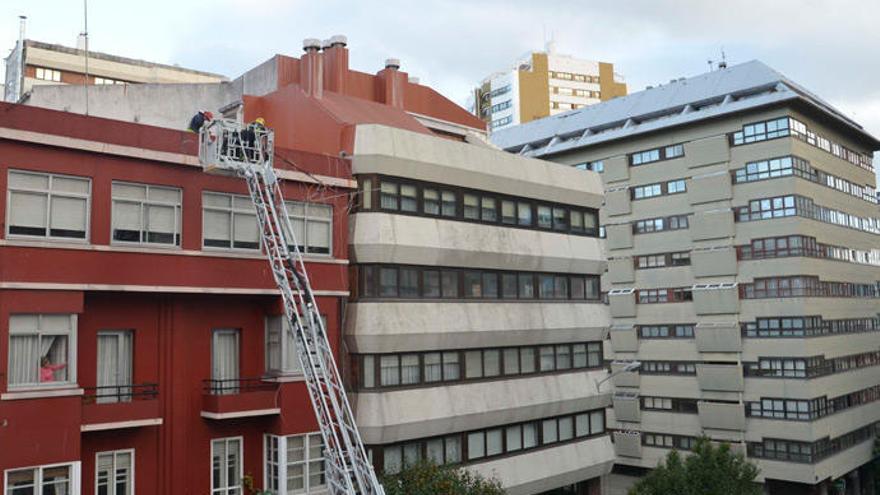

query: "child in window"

left=40, top=356, right=67, bottom=382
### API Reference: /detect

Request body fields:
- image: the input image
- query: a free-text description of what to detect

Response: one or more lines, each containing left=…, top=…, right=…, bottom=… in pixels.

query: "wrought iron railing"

left=203, top=377, right=277, bottom=396
left=82, top=383, right=158, bottom=404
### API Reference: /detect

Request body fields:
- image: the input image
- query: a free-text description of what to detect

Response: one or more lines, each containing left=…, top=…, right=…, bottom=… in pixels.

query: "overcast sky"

left=2, top=0, right=879, bottom=173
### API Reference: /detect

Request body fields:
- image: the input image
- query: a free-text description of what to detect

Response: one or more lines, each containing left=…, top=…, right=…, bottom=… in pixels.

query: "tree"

left=629, top=437, right=761, bottom=495
left=381, top=460, right=505, bottom=495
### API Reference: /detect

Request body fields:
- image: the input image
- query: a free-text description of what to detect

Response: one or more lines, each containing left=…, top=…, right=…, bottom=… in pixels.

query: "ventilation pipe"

left=301, top=38, right=323, bottom=98
left=322, top=35, right=348, bottom=94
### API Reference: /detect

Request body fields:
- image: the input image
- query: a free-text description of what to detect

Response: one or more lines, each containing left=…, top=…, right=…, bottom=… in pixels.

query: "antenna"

left=718, top=48, right=728, bottom=69
left=82, top=0, right=90, bottom=115
left=707, top=59, right=715, bottom=72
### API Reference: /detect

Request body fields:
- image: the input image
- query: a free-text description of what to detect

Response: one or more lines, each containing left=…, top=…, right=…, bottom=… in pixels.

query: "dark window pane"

left=482, top=273, right=498, bottom=298
left=441, top=271, right=459, bottom=298
left=399, top=268, right=419, bottom=297
left=464, top=271, right=482, bottom=298
left=423, top=271, right=440, bottom=298
left=380, top=268, right=398, bottom=297
left=501, top=274, right=518, bottom=299
left=518, top=274, right=535, bottom=298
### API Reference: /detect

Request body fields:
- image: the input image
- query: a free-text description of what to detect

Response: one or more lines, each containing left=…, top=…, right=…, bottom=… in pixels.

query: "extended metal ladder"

left=198, top=119, right=384, bottom=495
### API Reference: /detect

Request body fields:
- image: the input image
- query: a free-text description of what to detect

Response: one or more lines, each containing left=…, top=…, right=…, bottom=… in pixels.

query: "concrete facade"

left=4, top=39, right=226, bottom=103
left=347, top=124, right=612, bottom=494
left=495, top=61, right=880, bottom=494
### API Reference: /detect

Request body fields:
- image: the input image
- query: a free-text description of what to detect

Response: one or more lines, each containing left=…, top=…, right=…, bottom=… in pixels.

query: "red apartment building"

left=0, top=39, right=484, bottom=494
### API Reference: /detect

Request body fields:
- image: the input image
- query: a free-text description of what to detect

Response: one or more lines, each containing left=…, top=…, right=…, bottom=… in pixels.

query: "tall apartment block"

left=4, top=22, right=227, bottom=104
left=0, top=36, right=617, bottom=494
left=473, top=43, right=627, bottom=132
left=493, top=61, right=880, bottom=495
left=346, top=125, right=612, bottom=494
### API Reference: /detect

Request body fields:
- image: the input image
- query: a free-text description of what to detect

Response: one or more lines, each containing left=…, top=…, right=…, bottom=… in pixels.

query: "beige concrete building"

left=474, top=43, right=627, bottom=132
left=4, top=38, right=226, bottom=103
left=493, top=61, right=880, bottom=495
left=346, top=124, right=613, bottom=494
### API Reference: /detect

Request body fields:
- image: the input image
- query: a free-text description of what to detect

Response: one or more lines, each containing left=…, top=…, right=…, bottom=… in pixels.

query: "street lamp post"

left=594, top=361, right=641, bottom=393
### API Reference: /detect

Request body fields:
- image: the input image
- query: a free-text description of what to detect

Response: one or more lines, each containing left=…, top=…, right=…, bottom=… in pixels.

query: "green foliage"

left=629, top=437, right=761, bottom=495
left=381, top=460, right=505, bottom=495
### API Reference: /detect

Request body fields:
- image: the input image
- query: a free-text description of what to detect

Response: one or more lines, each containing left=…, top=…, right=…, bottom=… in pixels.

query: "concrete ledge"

left=470, top=435, right=615, bottom=495
left=353, top=370, right=610, bottom=444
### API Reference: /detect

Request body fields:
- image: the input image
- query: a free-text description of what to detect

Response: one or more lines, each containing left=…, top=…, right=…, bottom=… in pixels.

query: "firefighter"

left=187, top=110, right=213, bottom=133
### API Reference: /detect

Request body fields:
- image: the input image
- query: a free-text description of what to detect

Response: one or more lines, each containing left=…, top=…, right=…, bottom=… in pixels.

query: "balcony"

left=698, top=401, right=745, bottom=431
left=81, top=384, right=162, bottom=432
left=613, top=431, right=642, bottom=458
left=201, top=378, right=280, bottom=420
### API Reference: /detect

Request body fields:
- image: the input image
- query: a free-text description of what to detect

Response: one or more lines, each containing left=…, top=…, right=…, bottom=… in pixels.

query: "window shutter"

left=112, top=183, right=146, bottom=200
left=8, top=314, right=39, bottom=334
left=9, top=171, right=49, bottom=189
left=9, top=192, right=48, bottom=229
left=233, top=213, right=258, bottom=243
left=113, top=201, right=141, bottom=231
left=50, top=196, right=87, bottom=231
left=306, top=220, right=330, bottom=251
left=147, top=204, right=175, bottom=234
left=204, top=210, right=230, bottom=241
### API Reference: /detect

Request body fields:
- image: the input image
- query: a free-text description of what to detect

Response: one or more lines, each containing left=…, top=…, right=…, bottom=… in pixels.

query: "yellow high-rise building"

left=474, top=42, right=627, bottom=132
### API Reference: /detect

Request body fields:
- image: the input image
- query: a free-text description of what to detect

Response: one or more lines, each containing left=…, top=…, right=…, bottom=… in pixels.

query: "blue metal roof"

left=491, top=60, right=878, bottom=156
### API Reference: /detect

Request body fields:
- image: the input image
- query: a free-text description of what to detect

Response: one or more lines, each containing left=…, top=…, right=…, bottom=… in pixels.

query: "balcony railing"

left=82, top=383, right=159, bottom=404
left=81, top=383, right=161, bottom=430
left=201, top=377, right=280, bottom=419
left=203, top=377, right=277, bottom=396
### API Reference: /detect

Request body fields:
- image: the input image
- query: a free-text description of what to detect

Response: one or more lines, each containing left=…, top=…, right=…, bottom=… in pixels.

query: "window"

left=5, top=463, right=77, bottom=495
left=380, top=182, right=399, bottom=209
left=96, top=331, right=133, bottom=404
left=111, top=182, right=181, bottom=246
left=359, top=179, right=373, bottom=210
left=633, top=215, right=689, bottom=234
left=517, top=202, right=533, bottom=226
left=441, top=190, right=457, bottom=217
left=359, top=265, right=600, bottom=302
left=285, top=201, right=333, bottom=255
left=665, top=144, right=684, bottom=158
left=211, top=329, right=240, bottom=394
left=265, top=433, right=326, bottom=494
left=359, top=343, right=601, bottom=390
left=211, top=438, right=242, bottom=495
left=203, top=192, right=259, bottom=250
left=423, top=188, right=440, bottom=215
left=96, top=450, right=133, bottom=495
left=7, top=170, right=90, bottom=240
left=632, top=184, right=661, bottom=199
left=8, top=314, right=76, bottom=388
left=666, top=179, right=686, bottom=194
left=575, top=160, right=604, bottom=173
left=463, top=194, right=479, bottom=220
left=34, top=67, right=62, bottom=81
left=95, top=76, right=125, bottom=85
left=265, top=316, right=306, bottom=376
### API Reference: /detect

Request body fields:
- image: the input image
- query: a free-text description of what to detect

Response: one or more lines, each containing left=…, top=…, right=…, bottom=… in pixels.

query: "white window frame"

left=284, top=201, right=333, bottom=256
left=34, top=67, right=62, bottom=82
left=4, top=461, right=81, bottom=495
left=211, top=437, right=243, bottom=495
left=111, top=181, right=182, bottom=248
left=263, top=432, right=326, bottom=494
left=202, top=192, right=260, bottom=251
left=6, top=169, right=91, bottom=242
left=264, top=316, right=302, bottom=377
left=7, top=313, right=78, bottom=390
left=95, top=449, right=134, bottom=495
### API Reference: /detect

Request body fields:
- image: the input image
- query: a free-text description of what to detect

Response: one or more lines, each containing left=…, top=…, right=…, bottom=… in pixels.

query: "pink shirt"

left=40, top=363, right=66, bottom=382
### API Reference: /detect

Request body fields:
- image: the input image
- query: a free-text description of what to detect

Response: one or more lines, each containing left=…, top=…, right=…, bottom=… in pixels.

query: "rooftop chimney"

left=18, top=15, right=26, bottom=44
left=376, top=58, right=406, bottom=109
left=322, top=34, right=349, bottom=94
left=301, top=38, right=323, bottom=98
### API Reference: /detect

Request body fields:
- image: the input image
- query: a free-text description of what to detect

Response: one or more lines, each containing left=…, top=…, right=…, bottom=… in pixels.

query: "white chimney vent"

left=385, top=58, right=400, bottom=70
left=329, top=35, right=347, bottom=47
left=302, top=38, right=322, bottom=51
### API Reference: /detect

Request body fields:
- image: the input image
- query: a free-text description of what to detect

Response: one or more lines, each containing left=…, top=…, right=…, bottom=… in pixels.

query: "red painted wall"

left=0, top=105, right=348, bottom=494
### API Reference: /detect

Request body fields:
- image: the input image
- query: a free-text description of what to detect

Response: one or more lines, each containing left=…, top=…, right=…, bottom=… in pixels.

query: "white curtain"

left=97, top=332, right=132, bottom=403
left=8, top=335, right=39, bottom=386
left=212, top=331, right=239, bottom=394
left=9, top=191, right=47, bottom=230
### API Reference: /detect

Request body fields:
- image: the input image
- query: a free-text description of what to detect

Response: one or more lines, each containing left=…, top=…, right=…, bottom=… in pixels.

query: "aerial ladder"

left=198, top=119, right=385, bottom=495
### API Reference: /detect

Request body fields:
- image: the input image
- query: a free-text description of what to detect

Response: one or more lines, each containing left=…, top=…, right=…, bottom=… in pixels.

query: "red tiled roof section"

left=404, top=83, right=485, bottom=130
